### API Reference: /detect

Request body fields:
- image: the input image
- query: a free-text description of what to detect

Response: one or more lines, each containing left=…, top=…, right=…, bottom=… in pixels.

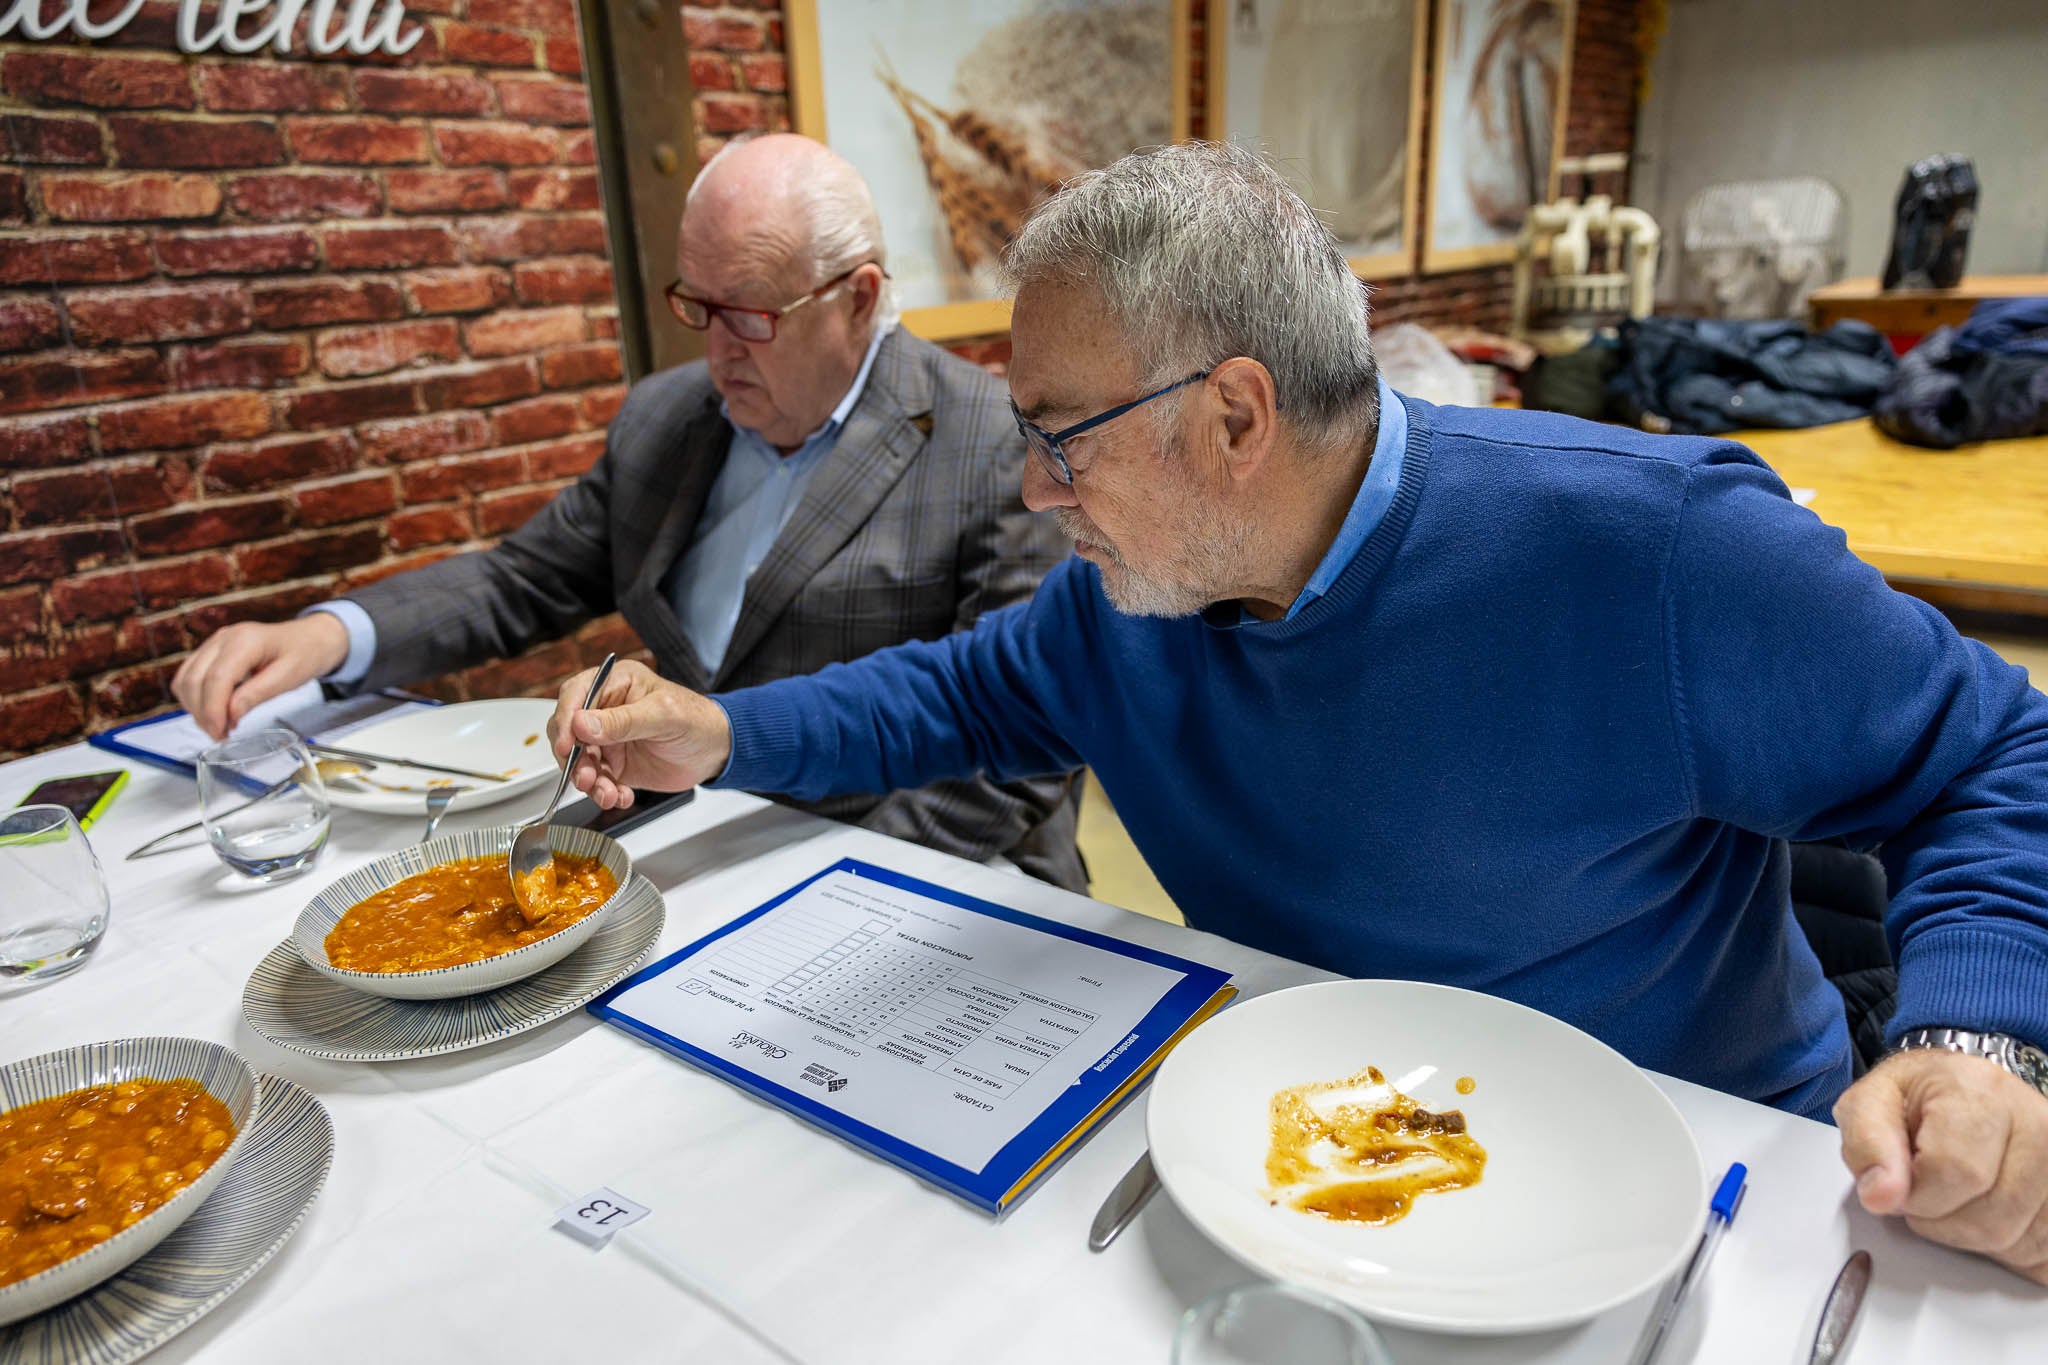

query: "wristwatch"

left=1893, top=1027, right=2048, bottom=1100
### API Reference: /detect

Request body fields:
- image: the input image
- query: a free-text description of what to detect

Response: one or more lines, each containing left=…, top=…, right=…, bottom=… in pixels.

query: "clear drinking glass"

left=1173, top=1283, right=1395, bottom=1365
left=0, top=804, right=112, bottom=987
left=197, top=726, right=330, bottom=882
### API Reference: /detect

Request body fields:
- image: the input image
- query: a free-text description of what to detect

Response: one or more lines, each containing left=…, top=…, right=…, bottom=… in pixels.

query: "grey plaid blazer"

left=345, top=326, right=1084, bottom=889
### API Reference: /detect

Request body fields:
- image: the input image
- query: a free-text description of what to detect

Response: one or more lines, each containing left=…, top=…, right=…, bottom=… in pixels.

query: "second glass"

left=0, top=804, right=112, bottom=988
left=1173, top=1283, right=1395, bottom=1365
left=197, top=726, right=330, bottom=882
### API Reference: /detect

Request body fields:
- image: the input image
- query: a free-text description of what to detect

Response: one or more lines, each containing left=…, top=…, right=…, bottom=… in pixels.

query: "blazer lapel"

left=715, top=327, right=931, bottom=684
left=618, top=393, right=732, bottom=692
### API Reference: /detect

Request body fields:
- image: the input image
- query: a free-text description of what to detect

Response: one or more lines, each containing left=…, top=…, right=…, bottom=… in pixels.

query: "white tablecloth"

left=5, top=745, right=2042, bottom=1363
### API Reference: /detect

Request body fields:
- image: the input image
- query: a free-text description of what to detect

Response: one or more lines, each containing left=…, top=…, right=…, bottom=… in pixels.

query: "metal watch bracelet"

left=1893, top=1027, right=2048, bottom=1100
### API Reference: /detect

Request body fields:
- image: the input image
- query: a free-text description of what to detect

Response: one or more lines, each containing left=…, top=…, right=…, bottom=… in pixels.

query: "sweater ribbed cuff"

left=1890, top=926, right=2048, bottom=1052
left=706, top=690, right=808, bottom=793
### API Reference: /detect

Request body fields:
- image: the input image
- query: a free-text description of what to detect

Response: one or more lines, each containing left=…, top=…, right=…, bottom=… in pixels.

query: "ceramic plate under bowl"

left=293, top=823, right=633, bottom=1000
left=319, top=697, right=558, bottom=816
left=247, top=873, right=665, bottom=1062
left=1146, top=979, right=1707, bottom=1335
left=0, top=1038, right=260, bottom=1327
left=0, top=1073, right=334, bottom=1365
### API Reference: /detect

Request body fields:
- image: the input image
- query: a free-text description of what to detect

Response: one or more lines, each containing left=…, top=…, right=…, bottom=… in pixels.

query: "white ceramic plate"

left=1147, top=980, right=1707, bottom=1335
left=318, top=697, right=558, bottom=815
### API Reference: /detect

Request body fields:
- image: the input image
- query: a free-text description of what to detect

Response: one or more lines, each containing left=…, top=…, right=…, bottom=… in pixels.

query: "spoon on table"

left=509, top=652, right=616, bottom=925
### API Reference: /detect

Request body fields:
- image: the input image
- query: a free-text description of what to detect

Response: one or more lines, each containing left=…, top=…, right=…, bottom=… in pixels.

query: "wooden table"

left=1741, top=418, right=2048, bottom=615
left=1808, top=274, right=2048, bottom=347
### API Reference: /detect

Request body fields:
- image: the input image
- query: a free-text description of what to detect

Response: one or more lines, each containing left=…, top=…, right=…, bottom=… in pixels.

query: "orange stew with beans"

left=0, top=1079, right=236, bottom=1288
left=325, top=853, right=617, bottom=974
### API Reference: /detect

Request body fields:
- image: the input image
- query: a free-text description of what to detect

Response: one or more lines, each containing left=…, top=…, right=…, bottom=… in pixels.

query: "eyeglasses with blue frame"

left=1009, top=370, right=1211, bottom=486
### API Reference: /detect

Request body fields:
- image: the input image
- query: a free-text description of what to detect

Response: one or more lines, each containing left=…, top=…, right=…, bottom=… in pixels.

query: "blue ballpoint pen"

left=1626, top=1162, right=1749, bottom=1365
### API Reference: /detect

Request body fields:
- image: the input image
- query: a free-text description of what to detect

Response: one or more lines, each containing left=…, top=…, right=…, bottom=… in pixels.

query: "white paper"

left=605, top=867, right=1192, bottom=1173
left=106, top=681, right=435, bottom=784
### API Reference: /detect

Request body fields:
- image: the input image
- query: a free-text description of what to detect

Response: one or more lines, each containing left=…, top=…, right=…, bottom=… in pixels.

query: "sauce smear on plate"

left=1265, top=1066, right=1486, bottom=1226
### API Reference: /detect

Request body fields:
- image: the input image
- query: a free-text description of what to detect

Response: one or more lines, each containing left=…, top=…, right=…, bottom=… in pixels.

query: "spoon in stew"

left=508, top=652, right=616, bottom=926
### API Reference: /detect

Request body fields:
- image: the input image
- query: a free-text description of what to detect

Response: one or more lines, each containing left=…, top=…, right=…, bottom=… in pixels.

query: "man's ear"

left=1209, top=356, right=1279, bottom=482
left=848, top=263, right=885, bottom=328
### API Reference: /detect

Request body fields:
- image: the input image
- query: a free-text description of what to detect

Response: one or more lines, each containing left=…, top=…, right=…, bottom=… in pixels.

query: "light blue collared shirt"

left=316, top=326, right=891, bottom=685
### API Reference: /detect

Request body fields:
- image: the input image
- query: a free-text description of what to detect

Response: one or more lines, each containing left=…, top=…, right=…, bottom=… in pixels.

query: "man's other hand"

left=1836, top=1046, right=2048, bottom=1285
left=546, top=659, right=733, bottom=808
left=170, top=615, right=350, bottom=742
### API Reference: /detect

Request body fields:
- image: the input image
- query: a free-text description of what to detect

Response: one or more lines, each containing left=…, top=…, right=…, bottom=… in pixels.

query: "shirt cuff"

left=303, top=601, right=376, bottom=685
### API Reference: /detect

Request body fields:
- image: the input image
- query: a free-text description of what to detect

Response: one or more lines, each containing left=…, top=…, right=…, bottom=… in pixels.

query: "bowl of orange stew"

left=0, top=1036, right=260, bottom=1326
left=293, top=824, right=633, bottom=1000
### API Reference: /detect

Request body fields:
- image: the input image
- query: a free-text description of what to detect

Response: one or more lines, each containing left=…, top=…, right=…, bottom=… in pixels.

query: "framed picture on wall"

left=1423, top=0, right=1577, bottom=273
left=1205, top=0, right=1429, bottom=280
left=786, top=0, right=1192, bottom=341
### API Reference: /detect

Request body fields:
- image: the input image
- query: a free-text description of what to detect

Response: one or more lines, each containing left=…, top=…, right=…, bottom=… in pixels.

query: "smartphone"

left=20, top=770, right=130, bottom=830
left=554, top=787, right=695, bottom=838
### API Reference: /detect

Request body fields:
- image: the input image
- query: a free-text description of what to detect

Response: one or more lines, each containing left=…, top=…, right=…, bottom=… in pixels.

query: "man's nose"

left=706, top=312, right=751, bottom=360
left=1020, top=452, right=1078, bottom=512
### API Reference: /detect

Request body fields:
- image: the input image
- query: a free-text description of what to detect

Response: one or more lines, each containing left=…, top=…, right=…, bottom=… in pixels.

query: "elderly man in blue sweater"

left=550, top=144, right=2048, bottom=1283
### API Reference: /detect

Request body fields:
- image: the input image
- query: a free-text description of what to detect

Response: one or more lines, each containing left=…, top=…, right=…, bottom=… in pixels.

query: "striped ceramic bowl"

left=0, top=1036, right=261, bottom=1328
left=292, top=824, right=633, bottom=1001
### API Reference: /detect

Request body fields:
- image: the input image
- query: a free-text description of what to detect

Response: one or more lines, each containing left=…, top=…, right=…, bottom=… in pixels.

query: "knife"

left=1807, top=1250, right=1872, bottom=1365
left=1088, top=1150, right=1159, bottom=1252
left=300, top=740, right=511, bottom=783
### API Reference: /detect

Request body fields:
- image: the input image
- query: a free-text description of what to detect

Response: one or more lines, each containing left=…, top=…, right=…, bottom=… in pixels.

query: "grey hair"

left=1003, top=141, right=1377, bottom=452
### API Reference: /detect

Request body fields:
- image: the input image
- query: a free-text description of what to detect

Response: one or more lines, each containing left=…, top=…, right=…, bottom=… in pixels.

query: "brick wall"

left=2, top=0, right=1641, bottom=756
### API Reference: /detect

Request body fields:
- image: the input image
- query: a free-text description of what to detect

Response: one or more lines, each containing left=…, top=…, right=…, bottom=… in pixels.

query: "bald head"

left=682, top=134, right=891, bottom=313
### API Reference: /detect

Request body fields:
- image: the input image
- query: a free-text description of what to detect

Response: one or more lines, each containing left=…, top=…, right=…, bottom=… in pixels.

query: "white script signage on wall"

left=0, top=0, right=423, bottom=56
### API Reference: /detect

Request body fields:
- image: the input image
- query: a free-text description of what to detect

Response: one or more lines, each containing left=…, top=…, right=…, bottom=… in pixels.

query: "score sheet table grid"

left=688, top=903, right=1100, bottom=1100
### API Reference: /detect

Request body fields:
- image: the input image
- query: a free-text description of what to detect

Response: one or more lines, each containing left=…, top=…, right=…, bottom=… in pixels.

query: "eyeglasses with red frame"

left=664, top=262, right=878, bottom=343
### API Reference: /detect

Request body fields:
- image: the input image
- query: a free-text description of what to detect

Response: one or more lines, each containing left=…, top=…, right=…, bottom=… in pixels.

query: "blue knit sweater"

left=714, top=396, right=2048, bottom=1116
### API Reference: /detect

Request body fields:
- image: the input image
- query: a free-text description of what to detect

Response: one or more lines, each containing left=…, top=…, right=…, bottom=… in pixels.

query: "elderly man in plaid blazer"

left=170, top=134, right=1083, bottom=889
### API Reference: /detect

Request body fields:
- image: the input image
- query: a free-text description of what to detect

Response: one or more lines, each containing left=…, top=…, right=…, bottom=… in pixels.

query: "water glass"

left=197, top=726, right=330, bottom=882
left=0, top=804, right=112, bottom=987
left=1173, top=1283, right=1394, bottom=1365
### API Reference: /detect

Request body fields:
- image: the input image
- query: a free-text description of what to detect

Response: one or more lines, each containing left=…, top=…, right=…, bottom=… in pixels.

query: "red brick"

left=441, top=22, right=537, bottom=68
left=386, top=504, right=474, bottom=551
left=41, top=173, right=221, bottom=222
left=386, top=168, right=506, bottom=214
left=489, top=394, right=579, bottom=446
left=168, top=335, right=312, bottom=391
left=283, top=377, right=420, bottom=430
left=0, top=412, right=95, bottom=469
left=0, top=172, right=24, bottom=224
left=543, top=36, right=583, bottom=76
left=0, top=586, right=43, bottom=637
left=128, top=495, right=292, bottom=555
left=90, top=661, right=176, bottom=720
left=295, top=471, right=398, bottom=527
left=460, top=212, right=608, bottom=263
left=251, top=277, right=406, bottom=329
left=0, top=526, right=127, bottom=586
left=226, top=171, right=382, bottom=222
left=688, top=53, right=737, bottom=93
left=580, top=383, right=627, bottom=426
left=398, top=449, right=523, bottom=500
left=202, top=432, right=355, bottom=494
left=738, top=53, right=786, bottom=93
left=523, top=432, right=604, bottom=479
left=64, top=281, right=252, bottom=347
left=48, top=569, right=138, bottom=626
left=466, top=0, right=576, bottom=32
left=6, top=461, right=180, bottom=529
left=98, top=390, right=272, bottom=453
left=338, top=546, right=456, bottom=591
left=0, top=350, right=165, bottom=417
left=321, top=223, right=459, bottom=271
left=108, top=116, right=285, bottom=169
left=418, top=358, right=538, bottom=409
left=512, top=256, right=613, bottom=305
left=155, top=226, right=319, bottom=277
left=540, top=342, right=622, bottom=388
left=197, top=62, right=351, bottom=113
left=404, top=265, right=511, bottom=315
left=561, top=130, right=596, bottom=165
left=0, top=297, right=63, bottom=352
left=94, top=0, right=181, bottom=50
left=698, top=94, right=772, bottom=136
left=507, top=168, right=599, bottom=211
left=682, top=11, right=764, bottom=51
left=285, top=118, right=431, bottom=165
left=0, top=229, right=154, bottom=285
left=1, top=52, right=194, bottom=110
left=234, top=526, right=385, bottom=587
left=0, top=686, right=86, bottom=753
left=354, top=70, right=493, bottom=117
left=2, top=114, right=104, bottom=165
left=55, top=556, right=232, bottom=621
left=434, top=122, right=559, bottom=167
left=587, top=310, right=619, bottom=339
left=167, top=581, right=331, bottom=642
left=315, top=319, right=462, bottom=378
left=492, top=78, right=589, bottom=125
left=477, top=483, right=559, bottom=535
left=358, top=411, right=492, bottom=464
left=463, top=305, right=584, bottom=358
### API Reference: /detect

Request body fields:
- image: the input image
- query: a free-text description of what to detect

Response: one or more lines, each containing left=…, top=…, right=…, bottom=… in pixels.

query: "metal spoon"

left=508, top=652, right=616, bottom=925
left=420, top=785, right=468, bottom=843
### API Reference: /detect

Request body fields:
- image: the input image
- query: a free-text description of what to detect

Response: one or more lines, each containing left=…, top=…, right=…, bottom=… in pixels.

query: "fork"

left=420, top=785, right=468, bottom=843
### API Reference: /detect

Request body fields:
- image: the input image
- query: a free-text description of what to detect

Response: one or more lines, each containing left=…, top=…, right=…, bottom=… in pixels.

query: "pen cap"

left=1710, top=1162, right=1748, bottom=1222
